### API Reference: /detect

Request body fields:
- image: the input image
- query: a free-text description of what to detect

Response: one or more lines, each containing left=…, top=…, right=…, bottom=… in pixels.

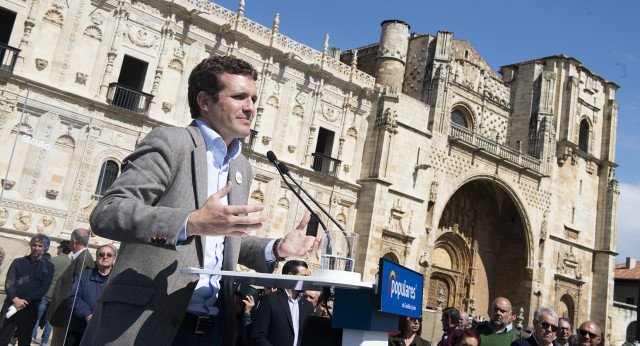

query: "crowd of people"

left=0, top=230, right=116, bottom=346
left=390, top=297, right=604, bottom=346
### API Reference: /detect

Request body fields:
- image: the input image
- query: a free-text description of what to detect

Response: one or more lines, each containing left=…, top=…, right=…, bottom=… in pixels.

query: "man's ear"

left=196, top=91, right=209, bottom=113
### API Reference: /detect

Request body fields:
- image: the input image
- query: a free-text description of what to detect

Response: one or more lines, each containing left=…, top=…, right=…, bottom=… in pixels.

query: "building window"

left=451, top=109, right=469, bottom=128
left=107, top=55, right=153, bottom=114
left=578, top=119, right=589, bottom=152
left=0, top=8, right=19, bottom=73
left=312, top=127, right=341, bottom=176
left=95, top=160, right=120, bottom=195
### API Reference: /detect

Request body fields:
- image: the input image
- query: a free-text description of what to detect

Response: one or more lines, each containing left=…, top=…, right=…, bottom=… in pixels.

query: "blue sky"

left=216, top=0, right=639, bottom=262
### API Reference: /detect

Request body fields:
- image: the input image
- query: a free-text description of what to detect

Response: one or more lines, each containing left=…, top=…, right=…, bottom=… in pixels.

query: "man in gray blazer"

left=83, top=56, right=319, bottom=346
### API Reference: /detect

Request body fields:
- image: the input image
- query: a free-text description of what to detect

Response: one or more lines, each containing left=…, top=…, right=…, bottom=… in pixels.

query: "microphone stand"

left=277, top=162, right=353, bottom=272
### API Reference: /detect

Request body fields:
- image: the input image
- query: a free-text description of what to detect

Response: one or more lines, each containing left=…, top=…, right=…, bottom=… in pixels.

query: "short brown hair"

left=187, top=56, right=258, bottom=119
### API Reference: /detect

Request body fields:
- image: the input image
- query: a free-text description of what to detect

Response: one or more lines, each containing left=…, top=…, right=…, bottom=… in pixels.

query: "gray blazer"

left=82, top=122, right=272, bottom=345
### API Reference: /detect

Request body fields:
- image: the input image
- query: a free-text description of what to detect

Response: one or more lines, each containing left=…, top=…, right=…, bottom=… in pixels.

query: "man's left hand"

left=278, top=214, right=321, bottom=258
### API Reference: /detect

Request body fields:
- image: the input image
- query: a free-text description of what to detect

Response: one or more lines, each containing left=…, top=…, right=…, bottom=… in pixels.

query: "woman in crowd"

left=389, top=316, right=430, bottom=346
left=455, top=328, right=481, bottom=346
left=64, top=244, right=116, bottom=346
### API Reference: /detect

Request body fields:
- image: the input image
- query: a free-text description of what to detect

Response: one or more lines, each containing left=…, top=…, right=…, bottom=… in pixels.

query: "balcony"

left=243, top=129, right=258, bottom=151
left=107, top=83, right=153, bottom=115
left=312, top=152, right=341, bottom=177
left=0, top=42, right=20, bottom=73
left=449, top=123, right=541, bottom=172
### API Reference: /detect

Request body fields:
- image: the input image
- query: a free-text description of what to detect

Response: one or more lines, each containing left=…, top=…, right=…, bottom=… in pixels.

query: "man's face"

left=96, top=247, right=116, bottom=269
left=441, top=314, right=451, bottom=329
left=29, top=240, right=44, bottom=260
left=557, top=320, right=572, bottom=343
left=577, top=322, right=601, bottom=346
left=534, top=311, right=558, bottom=346
left=305, top=291, right=320, bottom=307
left=197, top=73, right=257, bottom=145
left=490, top=298, right=512, bottom=330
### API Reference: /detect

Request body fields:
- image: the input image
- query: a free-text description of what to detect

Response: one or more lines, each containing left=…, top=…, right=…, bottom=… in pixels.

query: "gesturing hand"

left=186, top=182, right=267, bottom=237
left=278, top=214, right=321, bottom=258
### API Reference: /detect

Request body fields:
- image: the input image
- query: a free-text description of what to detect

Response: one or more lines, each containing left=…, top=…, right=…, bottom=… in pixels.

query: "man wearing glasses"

left=510, top=307, right=560, bottom=346
left=557, top=318, right=573, bottom=346
left=576, top=321, right=601, bottom=346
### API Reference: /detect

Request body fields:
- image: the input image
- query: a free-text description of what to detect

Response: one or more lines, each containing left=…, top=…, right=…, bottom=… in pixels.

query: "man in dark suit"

left=83, top=56, right=319, bottom=346
left=510, top=307, right=560, bottom=346
left=49, top=228, right=94, bottom=346
left=252, top=260, right=314, bottom=346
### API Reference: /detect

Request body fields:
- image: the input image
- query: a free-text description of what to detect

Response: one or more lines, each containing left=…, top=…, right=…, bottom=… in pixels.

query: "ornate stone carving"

left=84, top=25, right=102, bottom=40
left=45, top=189, right=58, bottom=200
left=287, top=145, right=296, bottom=153
left=0, top=207, right=8, bottom=226
left=126, top=24, right=159, bottom=49
left=37, top=216, right=56, bottom=234
left=13, top=211, right=33, bottom=231
left=375, top=107, right=398, bottom=133
left=91, top=11, right=105, bottom=25
left=162, top=102, right=173, bottom=113
left=2, top=179, right=15, bottom=190
left=261, top=136, right=271, bottom=145
left=557, top=248, right=583, bottom=280
left=75, top=72, right=88, bottom=84
left=321, top=104, right=340, bottom=122
left=44, top=9, right=64, bottom=26
left=35, top=58, right=48, bottom=70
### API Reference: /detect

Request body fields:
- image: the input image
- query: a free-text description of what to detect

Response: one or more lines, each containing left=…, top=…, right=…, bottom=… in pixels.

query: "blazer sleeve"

left=89, top=127, right=193, bottom=246
left=251, top=294, right=275, bottom=346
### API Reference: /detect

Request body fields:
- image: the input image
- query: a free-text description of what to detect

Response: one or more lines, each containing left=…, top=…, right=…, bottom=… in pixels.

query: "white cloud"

left=616, top=182, right=640, bottom=263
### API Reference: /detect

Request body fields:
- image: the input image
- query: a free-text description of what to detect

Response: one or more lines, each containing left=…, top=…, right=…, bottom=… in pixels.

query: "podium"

left=182, top=258, right=423, bottom=346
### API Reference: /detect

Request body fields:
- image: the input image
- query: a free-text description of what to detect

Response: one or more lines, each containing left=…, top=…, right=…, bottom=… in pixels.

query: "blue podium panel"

left=332, top=287, right=398, bottom=332
left=376, top=258, right=423, bottom=318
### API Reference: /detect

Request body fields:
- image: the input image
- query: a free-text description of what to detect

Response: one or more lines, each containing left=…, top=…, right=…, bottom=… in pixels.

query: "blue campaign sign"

left=377, top=258, right=423, bottom=317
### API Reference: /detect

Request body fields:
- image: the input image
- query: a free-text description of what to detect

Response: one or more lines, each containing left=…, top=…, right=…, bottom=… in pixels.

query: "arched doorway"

left=430, top=179, right=530, bottom=317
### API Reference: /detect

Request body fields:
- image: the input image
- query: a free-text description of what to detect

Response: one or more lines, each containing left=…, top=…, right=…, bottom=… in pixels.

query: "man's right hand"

left=186, top=182, right=267, bottom=237
left=12, top=297, right=27, bottom=310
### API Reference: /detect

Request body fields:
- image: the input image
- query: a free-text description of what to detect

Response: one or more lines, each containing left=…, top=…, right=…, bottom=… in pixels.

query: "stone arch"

left=430, top=231, right=471, bottom=311
left=432, top=174, right=533, bottom=320
left=426, top=272, right=455, bottom=310
left=450, top=102, right=474, bottom=129
left=55, top=134, right=75, bottom=147
left=626, top=321, right=637, bottom=342
left=382, top=251, right=400, bottom=264
left=578, top=117, right=592, bottom=153
left=557, top=293, right=576, bottom=326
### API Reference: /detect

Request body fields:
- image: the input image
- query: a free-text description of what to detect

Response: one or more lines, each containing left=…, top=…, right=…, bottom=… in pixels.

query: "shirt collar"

left=493, top=322, right=513, bottom=334
left=195, top=119, right=242, bottom=163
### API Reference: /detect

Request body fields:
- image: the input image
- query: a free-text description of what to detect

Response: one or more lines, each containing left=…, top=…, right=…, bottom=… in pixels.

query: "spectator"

left=510, top=307, right=559, bottom=346
left=315, top=295, right=334, bottom=318
left=31, top=240, right=71, bottom=345
left=49, top=228, right=95, bottom=346
left=0, top=235, right=54, bottom=346
left=439, top=307, right=463, bottom=346
left=576, top=321, right=601, bottom=346
left=389, top=316, right=430, bottom=346
left=303, top=291, right=321, bottom=312
left=568, top=333, right=578, bottom=346
left=252, top=260, right=314, bottom=346
left=64, top=244, right=116, bottom=346
left=475, top=297, right=524, bottom=346
left=557, top=318, right=572, bottom=346
left=457, top=328, right=482, bottom=346
left=460, top=311, right=472, bottom=328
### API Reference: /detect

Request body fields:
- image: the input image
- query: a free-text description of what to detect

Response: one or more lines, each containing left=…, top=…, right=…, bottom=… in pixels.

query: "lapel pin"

left=235, top=172, right=243, bottom=184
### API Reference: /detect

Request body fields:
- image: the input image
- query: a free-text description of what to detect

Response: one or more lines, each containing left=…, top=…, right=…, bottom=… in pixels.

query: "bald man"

left=576, top=321, right=601, bottom=346
left=476, top=297, right=524, bottom=346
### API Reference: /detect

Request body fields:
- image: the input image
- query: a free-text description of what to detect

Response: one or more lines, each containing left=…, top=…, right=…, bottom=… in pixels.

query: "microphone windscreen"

left=278, top=162, right=290, bottom=174
left=266, top=151, right=277, bottom=163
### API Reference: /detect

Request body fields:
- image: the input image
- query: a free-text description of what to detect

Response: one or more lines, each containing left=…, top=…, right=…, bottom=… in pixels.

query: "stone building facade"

left=0, top=0, right=621, bottom=341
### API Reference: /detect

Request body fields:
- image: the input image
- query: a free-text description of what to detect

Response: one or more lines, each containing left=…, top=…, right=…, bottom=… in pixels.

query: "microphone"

left=266, top=151, right=327, bottom=235
left=277, top=161, right=353, bottom=271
